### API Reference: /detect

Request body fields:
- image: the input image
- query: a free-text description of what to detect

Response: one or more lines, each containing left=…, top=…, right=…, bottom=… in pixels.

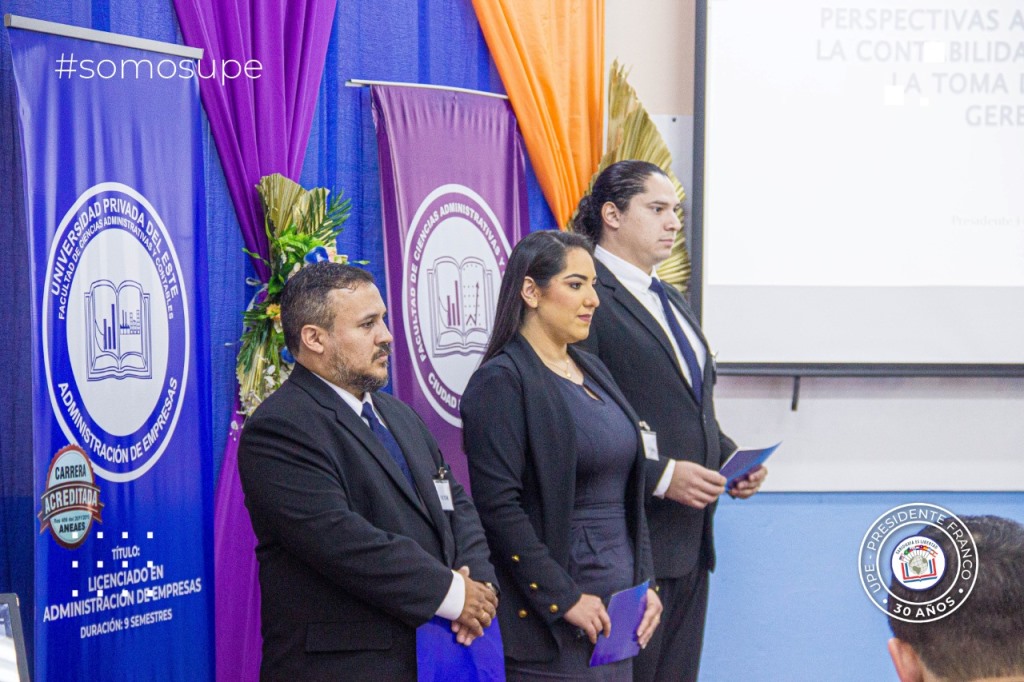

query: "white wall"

left=606, top=0, right=1024, bottom=492
left=605, top=0, right=697, bottom=241
left=717, top=375, right=1024, bottom=491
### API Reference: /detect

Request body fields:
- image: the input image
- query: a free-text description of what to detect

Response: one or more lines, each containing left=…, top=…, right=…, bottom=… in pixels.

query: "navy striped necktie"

left=649, top=278, right=703, bottom=403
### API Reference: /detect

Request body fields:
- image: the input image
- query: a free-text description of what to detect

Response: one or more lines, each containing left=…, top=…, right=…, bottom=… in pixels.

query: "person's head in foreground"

left=887, top=514, right=1024, bottom=682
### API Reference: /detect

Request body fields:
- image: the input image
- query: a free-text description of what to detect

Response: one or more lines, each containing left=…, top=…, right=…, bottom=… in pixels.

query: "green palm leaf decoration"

left=236, top=174, right=354, bottom=415
left=574, top=60, right=692, bottom=292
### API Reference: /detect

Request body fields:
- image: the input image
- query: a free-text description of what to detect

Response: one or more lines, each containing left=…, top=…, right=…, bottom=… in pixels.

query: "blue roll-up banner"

left=8, top=20, right=213, bottom=681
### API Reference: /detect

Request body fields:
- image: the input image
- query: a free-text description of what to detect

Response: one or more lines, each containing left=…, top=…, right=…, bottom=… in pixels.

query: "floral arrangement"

left=236, top=173, right=354, bottom=415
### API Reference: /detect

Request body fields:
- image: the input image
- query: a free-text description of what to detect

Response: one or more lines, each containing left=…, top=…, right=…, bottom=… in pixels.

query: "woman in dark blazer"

left=461, top=230, right=662, bottom=681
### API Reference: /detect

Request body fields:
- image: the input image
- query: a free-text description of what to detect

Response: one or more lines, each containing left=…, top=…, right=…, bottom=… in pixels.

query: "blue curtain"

left=0, top=13, right=34, bottom=667
left=301, top=0, right=555, bottom=299
left=0, top=0, right=553, bottom=669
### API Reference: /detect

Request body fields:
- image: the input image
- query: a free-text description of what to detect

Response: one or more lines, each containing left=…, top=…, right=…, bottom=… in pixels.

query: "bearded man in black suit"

left=238, top=262, right=498, bottom=681
left=575, top=161, right=767, bottom=682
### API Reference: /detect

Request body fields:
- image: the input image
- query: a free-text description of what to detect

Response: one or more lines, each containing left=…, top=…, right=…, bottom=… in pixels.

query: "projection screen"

left=696, top=0, right=1024, bottom=372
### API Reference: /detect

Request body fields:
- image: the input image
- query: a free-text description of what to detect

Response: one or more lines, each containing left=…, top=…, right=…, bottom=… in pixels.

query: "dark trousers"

left=633, top=567, right=710, bottom=682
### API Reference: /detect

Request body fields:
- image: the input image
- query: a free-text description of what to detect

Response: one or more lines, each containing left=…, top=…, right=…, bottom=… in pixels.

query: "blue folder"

left=719, top=442, right=781, bottom=486
left=417, top=615, right=505, bottom=681
left=589, top=580, right=650, bottom=667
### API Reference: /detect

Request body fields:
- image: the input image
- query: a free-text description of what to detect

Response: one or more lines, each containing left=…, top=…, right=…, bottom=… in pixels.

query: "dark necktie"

left=648, top=278, right=703, bottom=403
left=361, top=402, right=416, bottom=490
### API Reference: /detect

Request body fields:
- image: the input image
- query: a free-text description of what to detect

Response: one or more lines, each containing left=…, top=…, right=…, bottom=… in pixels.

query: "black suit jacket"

left=577, top=260, right=737, bottom=578
left=237, top=363, right=496, bottom=681
left=461, top=334, right=654, bottom=663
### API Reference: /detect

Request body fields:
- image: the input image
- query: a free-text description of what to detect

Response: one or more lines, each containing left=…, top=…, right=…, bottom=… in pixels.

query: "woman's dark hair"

left=573, top=160, right=668, bottom=243
left=482, top=230, right=594, bottom=363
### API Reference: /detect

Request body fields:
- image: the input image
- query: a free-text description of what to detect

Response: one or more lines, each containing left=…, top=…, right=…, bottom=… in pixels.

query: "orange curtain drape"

left=472, top=0, right=604, bottom=229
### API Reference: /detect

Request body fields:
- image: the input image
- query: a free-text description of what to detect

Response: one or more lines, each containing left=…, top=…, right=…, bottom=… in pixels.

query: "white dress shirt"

left=594, top=246, right=709, bottom=498
left=318, top=375, right=465, bottom=620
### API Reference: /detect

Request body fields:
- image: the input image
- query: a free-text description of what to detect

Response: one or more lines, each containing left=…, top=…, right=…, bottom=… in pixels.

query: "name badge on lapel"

left=433, top=466, right=455, bottom=511
left=639, top=421, right=659, bottom=461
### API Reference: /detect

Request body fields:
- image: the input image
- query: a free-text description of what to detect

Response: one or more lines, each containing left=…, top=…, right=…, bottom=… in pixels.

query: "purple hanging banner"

left=372, top=85, right=527, bottom=488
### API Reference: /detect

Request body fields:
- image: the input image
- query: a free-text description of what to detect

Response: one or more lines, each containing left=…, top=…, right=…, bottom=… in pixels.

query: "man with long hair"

left=575, top=160, right=767, bottom=682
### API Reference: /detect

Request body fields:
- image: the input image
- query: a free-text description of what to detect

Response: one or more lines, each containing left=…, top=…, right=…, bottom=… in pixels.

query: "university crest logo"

left=43, top=182, right=189, bottom=483
left=402, top=184, right=511, bottom=426
left=891, top=536, right=944, bottom=590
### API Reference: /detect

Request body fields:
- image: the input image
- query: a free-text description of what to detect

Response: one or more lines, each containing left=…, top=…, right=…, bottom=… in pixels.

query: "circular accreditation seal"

left=37, top=445, right=104, bottom=549
left=858, top=503, right=978, bottom=623
left=402, top=184, right=512, bottom=426
left=43, top=182, right=190, bottom=483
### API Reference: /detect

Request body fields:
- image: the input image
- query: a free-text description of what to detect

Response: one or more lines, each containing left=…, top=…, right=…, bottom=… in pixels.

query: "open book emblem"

left=426, top=256, right=494, bottom=357
left=84, top=278, right=152, bottom=381
left=403, top=184, right=514, bottom=427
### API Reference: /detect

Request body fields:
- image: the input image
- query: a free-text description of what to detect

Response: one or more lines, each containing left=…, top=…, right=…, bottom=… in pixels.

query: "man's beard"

left=329, top=342, right=391, bottom=394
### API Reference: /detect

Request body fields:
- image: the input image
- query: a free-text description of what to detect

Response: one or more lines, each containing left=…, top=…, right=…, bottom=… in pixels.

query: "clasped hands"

left=665, top=461, right=767, bottom=507
left=451, top=565, right=499, bottom=646
left=564, top=589, right=662, bottom=648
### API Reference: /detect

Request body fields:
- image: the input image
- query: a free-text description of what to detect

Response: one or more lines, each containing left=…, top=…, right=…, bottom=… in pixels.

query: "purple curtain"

left=171, top=1, right=338, bottom=680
